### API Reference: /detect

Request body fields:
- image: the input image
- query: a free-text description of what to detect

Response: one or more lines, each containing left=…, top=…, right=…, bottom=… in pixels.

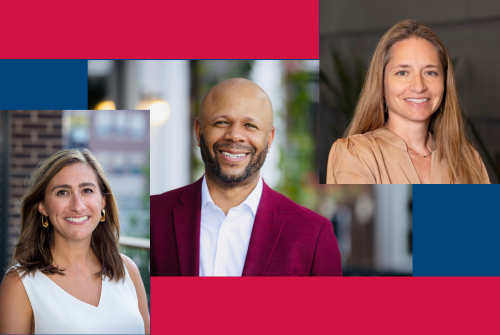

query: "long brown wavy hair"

left=346, top=20, right=483, bottom=183
left=8, top=149, right=125, bottom=281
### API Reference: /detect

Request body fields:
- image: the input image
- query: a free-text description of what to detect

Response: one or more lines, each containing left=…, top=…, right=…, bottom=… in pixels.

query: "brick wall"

left=6, top=110, right=62, bottom=264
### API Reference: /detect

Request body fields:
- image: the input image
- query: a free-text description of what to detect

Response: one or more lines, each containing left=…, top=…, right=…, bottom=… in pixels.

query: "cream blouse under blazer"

left=327, top=127, right=490, bottom=184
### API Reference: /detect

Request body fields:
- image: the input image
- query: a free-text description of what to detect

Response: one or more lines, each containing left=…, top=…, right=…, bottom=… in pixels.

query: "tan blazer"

left=326, top=128, right=490, bottom=184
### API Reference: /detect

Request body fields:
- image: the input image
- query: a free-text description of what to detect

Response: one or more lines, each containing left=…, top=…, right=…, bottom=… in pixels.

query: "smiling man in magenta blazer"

left=151, top=78, right=342, bottom=276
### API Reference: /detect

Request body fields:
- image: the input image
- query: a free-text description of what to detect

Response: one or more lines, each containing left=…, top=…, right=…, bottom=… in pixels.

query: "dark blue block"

left=414, top=185, right=500, bottom=276
left=0, top=60, right=87, bottom=110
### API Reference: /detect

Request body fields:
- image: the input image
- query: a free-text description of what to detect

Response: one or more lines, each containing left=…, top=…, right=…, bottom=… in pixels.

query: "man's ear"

left=194, top=117, right=202, bottom=147
left=38, top=202, right=47, bottom=216
left=267, top=127, right=276, bottom=153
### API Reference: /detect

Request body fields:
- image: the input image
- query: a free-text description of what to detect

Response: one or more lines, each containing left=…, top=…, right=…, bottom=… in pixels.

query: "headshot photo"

left=152, top=77, right=342, bottom=276
left=0, top=110, right=150, bottom=334
left=320, top=1, right=500, bottom=184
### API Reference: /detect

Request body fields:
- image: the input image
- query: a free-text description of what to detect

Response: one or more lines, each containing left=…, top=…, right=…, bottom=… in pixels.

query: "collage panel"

left=320, top=1, right=500, bottom=184
left=0, top=110, right=150, bottom=333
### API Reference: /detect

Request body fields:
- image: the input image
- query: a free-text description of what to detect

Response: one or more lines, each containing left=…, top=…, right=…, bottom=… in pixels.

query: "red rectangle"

left=152, top=277, right=498, bottom=333
left=1, top=0, right=319, bottom=59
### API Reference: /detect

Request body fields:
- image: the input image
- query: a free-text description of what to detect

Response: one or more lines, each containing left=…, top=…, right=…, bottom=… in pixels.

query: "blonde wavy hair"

left=346, top=20, right=483, bottom=183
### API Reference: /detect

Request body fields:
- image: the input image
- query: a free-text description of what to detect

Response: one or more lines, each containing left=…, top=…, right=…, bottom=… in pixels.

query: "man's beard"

left=200, top=134, right=268, bottom=187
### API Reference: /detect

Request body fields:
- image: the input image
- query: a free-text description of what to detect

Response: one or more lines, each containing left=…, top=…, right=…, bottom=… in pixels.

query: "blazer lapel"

left=392, top=146, right=421, bottom=184
left=242, top=182, right=285, bottom=276
left=380, top=129, right=420, bottom=184
left=173, top=179, right=202, bottom=276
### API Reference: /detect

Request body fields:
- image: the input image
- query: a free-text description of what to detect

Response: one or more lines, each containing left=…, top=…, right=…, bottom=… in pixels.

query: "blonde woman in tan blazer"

left=327, top=20, right=490, bottom=184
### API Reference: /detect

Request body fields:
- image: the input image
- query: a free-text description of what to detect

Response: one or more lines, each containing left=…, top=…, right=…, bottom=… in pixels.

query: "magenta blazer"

left=151, top=178, right=342, bottom=276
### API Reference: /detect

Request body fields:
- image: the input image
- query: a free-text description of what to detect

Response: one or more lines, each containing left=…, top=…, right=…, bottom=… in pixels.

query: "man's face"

left=195, top=80, right=275, bottom=187
left=199, top=133, right=268, bottom=185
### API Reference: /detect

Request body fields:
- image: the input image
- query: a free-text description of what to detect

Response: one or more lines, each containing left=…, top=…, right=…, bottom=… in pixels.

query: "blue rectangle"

left=0, top=60, right=87, bottom=109
left=414, top=185, right=500, bottom=276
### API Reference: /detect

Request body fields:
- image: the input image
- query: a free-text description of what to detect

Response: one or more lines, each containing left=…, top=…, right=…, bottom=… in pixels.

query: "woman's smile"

left=65, top=216, right=91, bottom=224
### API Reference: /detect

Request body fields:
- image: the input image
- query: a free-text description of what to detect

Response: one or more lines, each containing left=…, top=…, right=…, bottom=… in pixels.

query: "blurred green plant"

left=319, top=49, right=366, bottom=138
left=276, top=64, right=359, bottom=212
left=276, top=69, right=318, bottom=209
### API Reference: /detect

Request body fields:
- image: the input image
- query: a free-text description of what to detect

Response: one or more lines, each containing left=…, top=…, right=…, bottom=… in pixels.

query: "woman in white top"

left=0, top=149, right=150, bottom=334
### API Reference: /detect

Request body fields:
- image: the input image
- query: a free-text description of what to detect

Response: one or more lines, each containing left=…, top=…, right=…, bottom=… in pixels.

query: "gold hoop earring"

left=42, top=215, right=49, bottom=228
left=100, top=209, right=106, bottom=222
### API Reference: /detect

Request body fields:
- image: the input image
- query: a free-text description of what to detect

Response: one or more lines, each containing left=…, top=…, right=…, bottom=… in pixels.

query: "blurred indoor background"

left=0, top=110, right=150, bottom=302
left=320, top=0, right=500, bottom=184
left=87, top=60, right=413, bottom=275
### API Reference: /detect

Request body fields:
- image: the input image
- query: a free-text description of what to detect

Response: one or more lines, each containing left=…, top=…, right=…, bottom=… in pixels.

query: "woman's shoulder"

left=335, top=131, right=373, bottom=142
left=330, top=131, right=381, bottom=156
left=0, top=271, right=33, bottom=333
left=120, top=254, right=142, bottom=284
left=332, top=127, right=403, bottom=152
left=120, top=256, right=150, bottom=332
left=1, top=270, right=24, bottom=291
left=4, top=264, right=30, bottom=281
left=327, top=131, right=383, bottom=184
left=0, top=271, right=31, bottom=313
left=121, top=254, right=139, bottom=271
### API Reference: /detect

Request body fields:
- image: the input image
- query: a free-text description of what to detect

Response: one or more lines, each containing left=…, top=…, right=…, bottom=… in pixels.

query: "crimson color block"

left=152, top=277, right=499, bottom=334
left=0, top=0, right=319, bottom=59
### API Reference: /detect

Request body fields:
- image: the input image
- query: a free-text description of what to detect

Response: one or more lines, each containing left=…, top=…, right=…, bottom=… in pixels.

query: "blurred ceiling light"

left=95, top=100, right=116, bottom=110
left=355, top=191, right=374, bottom=225
left=142, top=100, right=170, bottom=126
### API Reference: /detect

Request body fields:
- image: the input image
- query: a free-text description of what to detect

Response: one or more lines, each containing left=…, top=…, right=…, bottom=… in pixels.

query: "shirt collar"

left=201, top=175, right=264, bottom=216
left=372, top=127, right=437, bottom=152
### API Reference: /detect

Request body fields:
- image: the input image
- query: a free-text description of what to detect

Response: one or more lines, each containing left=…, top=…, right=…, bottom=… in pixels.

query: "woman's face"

left=384, top=37, right=445, bottom=125
left=38, top=162, right=105, bottom=243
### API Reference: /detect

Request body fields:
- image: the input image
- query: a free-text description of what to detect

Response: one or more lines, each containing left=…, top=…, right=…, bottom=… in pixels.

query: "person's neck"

left=205, top=171, right=260, bottom=216
left=51, top=235, right=95, bottom=271
left=385, top=116, right=430, bottom=153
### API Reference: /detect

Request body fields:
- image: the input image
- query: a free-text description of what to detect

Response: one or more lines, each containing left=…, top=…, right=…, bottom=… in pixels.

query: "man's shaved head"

left=195, top=78, right=276, bottom=189
left=199, top=78, right=273, bottom=131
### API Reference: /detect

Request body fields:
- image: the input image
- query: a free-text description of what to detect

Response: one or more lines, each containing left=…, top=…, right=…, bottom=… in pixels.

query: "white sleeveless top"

left=19, top=265, right=145, bottom=334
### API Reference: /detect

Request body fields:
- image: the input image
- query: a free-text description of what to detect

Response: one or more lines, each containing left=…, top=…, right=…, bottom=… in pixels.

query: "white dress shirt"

left=199, top=176, right=263, bottom=276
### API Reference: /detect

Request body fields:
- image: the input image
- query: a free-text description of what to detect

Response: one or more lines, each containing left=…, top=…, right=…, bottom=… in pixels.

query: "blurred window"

left=70, top=126, right=89, bottom=148
left=94, top=151, right=110, bottom=172
left=129, top=113, right=145, bottom=139
left=68, top=114, right=90, bottom=148
left=114, top=152, right=125, bottom=174
left=129, top=153, right=144, bottom=174
left=115, top=111, right=126, bottom=137
left=95, top=111, right=112, bottom=138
